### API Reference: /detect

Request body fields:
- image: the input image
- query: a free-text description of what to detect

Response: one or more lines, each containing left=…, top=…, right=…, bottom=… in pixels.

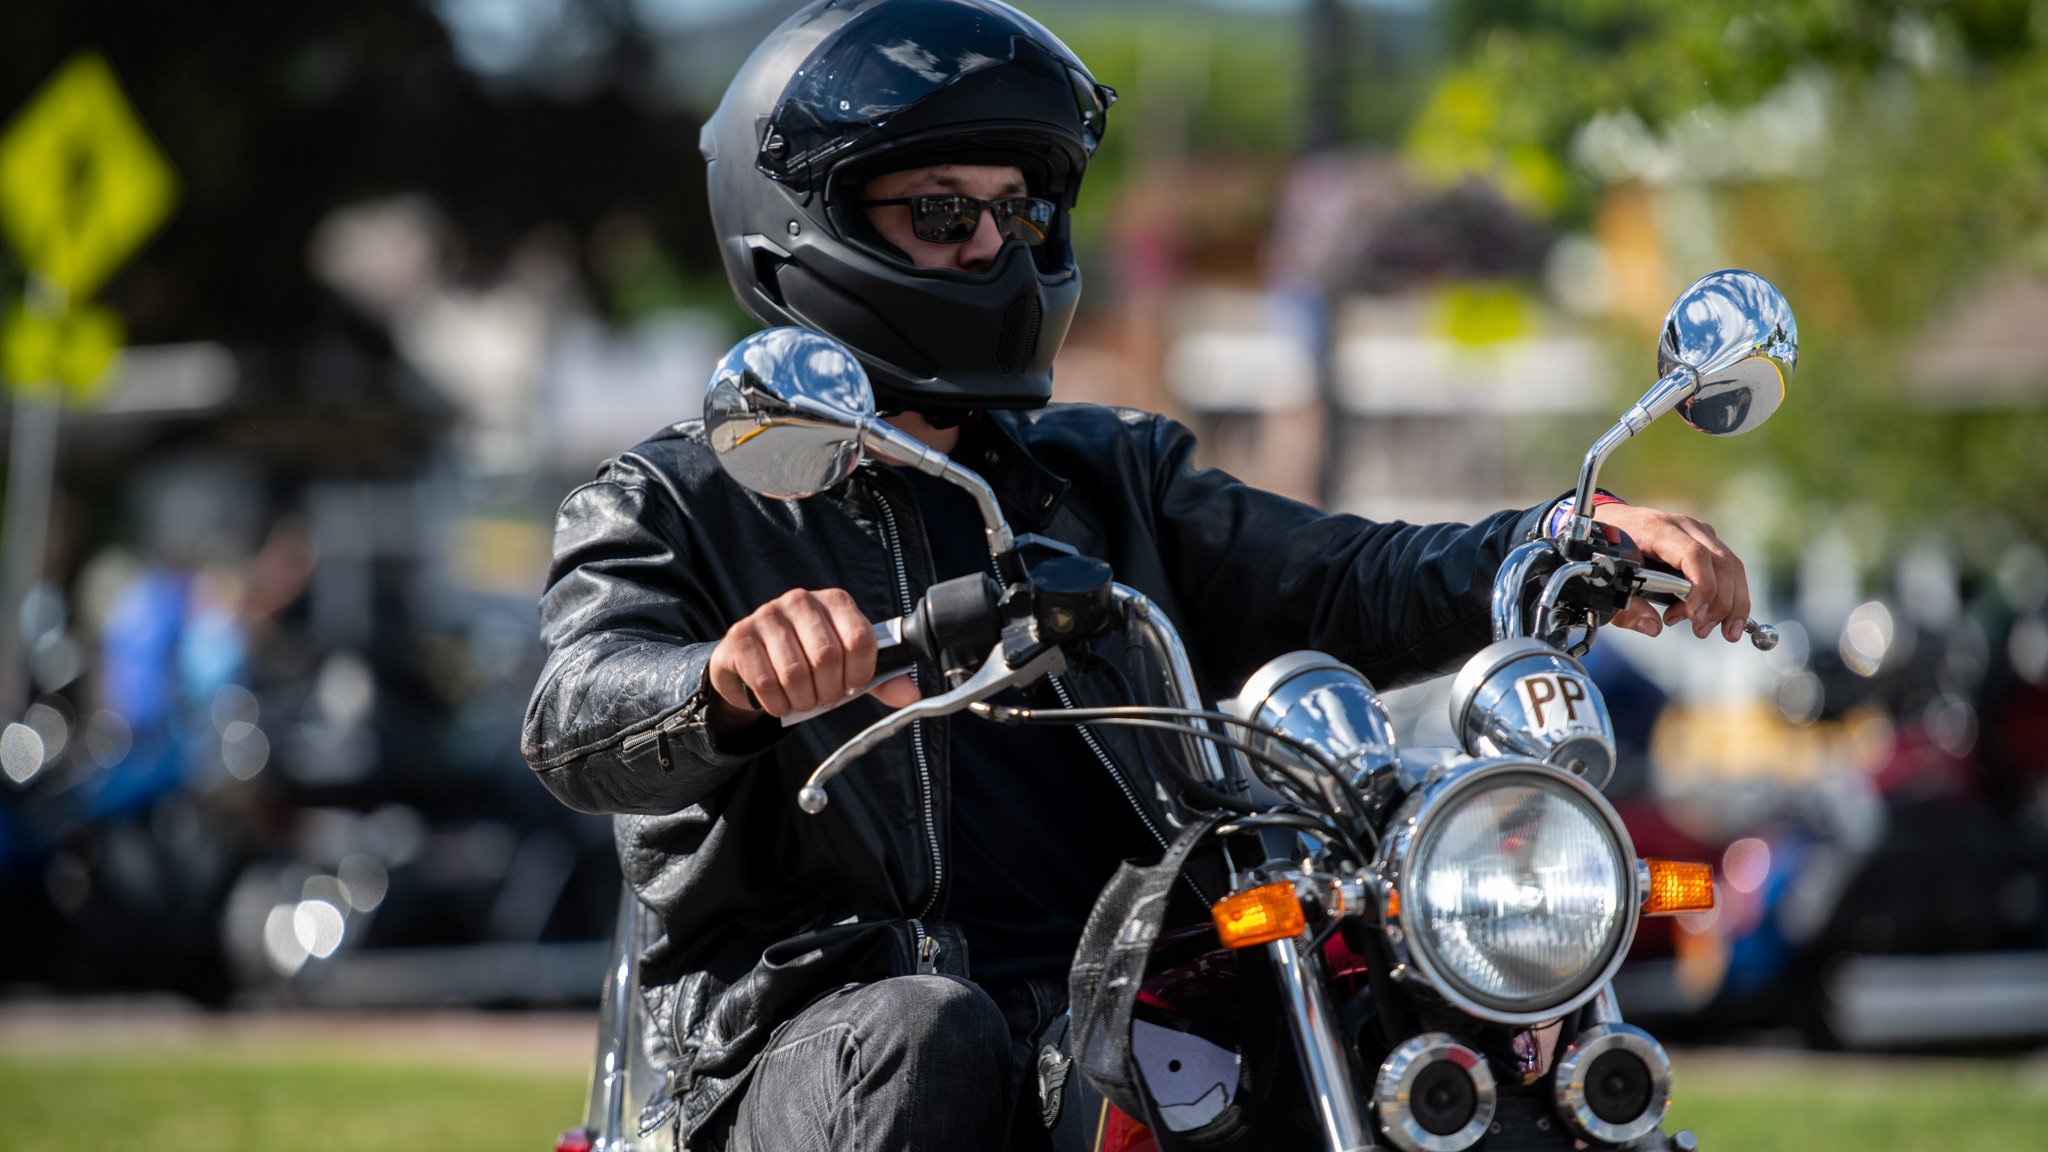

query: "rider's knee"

left=863, top=974, right=1008, bottom=1064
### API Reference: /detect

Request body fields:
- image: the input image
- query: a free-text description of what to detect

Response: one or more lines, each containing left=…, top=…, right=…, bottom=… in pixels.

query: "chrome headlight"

left=1383, top=760, right=1636, bottom=1024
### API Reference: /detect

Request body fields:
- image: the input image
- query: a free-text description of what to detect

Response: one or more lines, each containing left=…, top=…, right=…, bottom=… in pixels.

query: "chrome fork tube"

left=1591, top=982, right=1623, bottom=1025
left=1269, top=935, right=1378, bottom=1152
left=588, top=881, right=640, bottom=1152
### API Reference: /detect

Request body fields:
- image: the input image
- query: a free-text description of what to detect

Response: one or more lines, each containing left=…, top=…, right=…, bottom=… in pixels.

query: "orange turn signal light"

left=1212, top=882, right=1306, bottom=949
left=1641, top=859, right=1716, bottom=915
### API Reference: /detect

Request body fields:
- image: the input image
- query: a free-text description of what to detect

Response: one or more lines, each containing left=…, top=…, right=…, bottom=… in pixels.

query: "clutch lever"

left=796, top=641, right=1069, bottom=814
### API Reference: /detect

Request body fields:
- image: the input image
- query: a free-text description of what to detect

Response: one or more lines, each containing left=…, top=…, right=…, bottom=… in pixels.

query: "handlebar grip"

left=873, top=619, right=918, bottom=676
left=1632, top=583, right=1778, bottom=651
left=871, top=573, right=1003, bottom=677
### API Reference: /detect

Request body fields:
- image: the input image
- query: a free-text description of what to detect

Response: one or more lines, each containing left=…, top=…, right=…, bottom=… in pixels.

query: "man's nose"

left=956, top=209, right=1005, bottom=272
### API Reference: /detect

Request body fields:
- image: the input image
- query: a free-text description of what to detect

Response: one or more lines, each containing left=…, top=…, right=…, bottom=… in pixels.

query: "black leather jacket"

left=523, top=403, right=1546, bottom=1141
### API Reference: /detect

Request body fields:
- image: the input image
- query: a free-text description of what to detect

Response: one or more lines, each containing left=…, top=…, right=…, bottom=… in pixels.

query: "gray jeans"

left=711, top=975, right=1061, bottom=1152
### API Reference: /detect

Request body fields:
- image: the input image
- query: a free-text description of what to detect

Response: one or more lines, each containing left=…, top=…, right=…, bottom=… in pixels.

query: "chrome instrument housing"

left=1448, top=638, right=1617, bottom=789
left=1231, top=651, right=1401, bottom=793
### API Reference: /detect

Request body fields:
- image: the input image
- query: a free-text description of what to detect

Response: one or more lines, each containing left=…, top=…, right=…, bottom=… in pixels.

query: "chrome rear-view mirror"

left=1659, top=269, right=1798, bottom=437
left=704, top=327, right=1016, bottom=551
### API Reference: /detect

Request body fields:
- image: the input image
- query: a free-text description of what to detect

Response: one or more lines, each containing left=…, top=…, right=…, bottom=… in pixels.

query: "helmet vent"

left=996, top=290, right=1043, bottom=374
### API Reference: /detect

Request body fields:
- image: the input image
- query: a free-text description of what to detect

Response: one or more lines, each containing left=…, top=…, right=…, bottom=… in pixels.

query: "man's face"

left=861, top=163, right=1029, bottom=274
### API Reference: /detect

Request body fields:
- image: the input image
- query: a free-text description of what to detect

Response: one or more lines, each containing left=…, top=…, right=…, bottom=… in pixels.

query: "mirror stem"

left=1565, top=367, right=1696, bottom=542
left=862, top=420, right=1018, bottom=554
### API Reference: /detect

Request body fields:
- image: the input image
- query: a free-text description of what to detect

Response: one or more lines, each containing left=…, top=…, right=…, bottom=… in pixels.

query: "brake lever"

left=796, top=641, right=1069, bottom=814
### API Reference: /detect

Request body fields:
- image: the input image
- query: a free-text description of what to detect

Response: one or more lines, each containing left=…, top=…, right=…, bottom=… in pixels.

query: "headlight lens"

left=1406, top=773, right=1629, bottom=1016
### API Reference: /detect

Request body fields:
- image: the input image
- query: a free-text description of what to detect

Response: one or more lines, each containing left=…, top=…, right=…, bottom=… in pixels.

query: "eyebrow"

left=917, top=170, right=1029, bottom=197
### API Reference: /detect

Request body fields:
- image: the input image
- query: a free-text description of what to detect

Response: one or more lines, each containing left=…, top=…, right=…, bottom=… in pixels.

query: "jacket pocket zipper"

left=621, top=711, right=681, bottom=770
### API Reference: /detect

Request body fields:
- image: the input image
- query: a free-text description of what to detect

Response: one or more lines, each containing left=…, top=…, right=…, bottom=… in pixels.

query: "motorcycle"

left=555, top=268, right=1797, bottom=1152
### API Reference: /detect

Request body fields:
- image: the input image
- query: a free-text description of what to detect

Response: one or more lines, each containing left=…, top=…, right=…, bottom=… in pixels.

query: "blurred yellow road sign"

left=2, top=301, right=121, bottom=402
left=0, top=52, right=177, bottom=301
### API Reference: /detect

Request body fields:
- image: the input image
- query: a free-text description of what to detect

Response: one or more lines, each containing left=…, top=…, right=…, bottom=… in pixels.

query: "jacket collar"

left=958, top=409, right=1071, bottom=532
left=848, top=410, right=1071, bottom=532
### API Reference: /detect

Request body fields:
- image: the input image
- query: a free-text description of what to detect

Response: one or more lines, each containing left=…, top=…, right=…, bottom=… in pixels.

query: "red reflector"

left=555, top=1128, right=595, bottom=1152
left=1102, top=1102, right=1159, bottom=1152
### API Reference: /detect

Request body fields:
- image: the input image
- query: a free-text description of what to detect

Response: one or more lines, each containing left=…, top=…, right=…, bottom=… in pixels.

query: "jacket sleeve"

left=1138, top=413, right=1548, bottom=690
left=522, top=472, right=782, bottom=815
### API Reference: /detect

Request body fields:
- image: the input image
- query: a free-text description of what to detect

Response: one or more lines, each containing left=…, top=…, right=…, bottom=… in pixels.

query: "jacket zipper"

left=620, top=710, right=683, bottom=769
left=875, top=486, right=944, bottom=931
left=1048, top=672, right=1169, bottom=852
left=982, top=548, right=1170, bottom=854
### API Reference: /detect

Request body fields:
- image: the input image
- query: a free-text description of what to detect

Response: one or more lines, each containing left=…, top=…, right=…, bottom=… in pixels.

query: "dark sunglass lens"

left=909, top=195, right=978, bottom=243
left=994, top=198, right=1055, bottom=246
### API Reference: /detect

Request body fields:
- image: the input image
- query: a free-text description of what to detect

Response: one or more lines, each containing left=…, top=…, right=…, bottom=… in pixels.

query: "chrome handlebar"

left=796, top=582, right=1241, bottom=813
left=1491, top=539, right=1778, bottom=651
left=1629, top=568, right=1779, bottom=651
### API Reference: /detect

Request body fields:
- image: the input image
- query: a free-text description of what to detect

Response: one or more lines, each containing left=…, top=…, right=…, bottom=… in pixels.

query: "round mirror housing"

left=705, top=327, right=878, bottom=499
left=1657, top=269, right=1798, bottom=436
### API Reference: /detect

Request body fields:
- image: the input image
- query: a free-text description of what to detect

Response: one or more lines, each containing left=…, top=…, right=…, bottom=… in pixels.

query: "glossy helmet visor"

left=703, top=0, right=1114, bottom=411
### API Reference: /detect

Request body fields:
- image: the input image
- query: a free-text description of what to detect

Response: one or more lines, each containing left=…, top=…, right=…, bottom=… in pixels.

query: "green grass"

left=1666, top=1052, right=2048, bottom=1152
left=1, top=1041, right=2045, bottom=1152
left=0, top=1050, right=586, bottom=1152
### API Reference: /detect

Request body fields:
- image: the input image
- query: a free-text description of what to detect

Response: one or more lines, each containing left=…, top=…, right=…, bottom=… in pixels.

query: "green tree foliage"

left=1421, top=0, right=2048, bottom=553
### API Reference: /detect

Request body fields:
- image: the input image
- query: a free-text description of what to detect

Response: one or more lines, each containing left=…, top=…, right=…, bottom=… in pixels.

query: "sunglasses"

left=859, top=194, right=1058, bottom=246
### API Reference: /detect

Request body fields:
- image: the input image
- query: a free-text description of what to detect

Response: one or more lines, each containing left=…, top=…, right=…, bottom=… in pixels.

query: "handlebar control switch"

left=902, top=572, right=1002, bottom=679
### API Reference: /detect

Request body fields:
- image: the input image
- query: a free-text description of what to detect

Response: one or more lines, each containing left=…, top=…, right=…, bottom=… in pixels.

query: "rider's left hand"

left=1592, top=504, right=1751, bottom=642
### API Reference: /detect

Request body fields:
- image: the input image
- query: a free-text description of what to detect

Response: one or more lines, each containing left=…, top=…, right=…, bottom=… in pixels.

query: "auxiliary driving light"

left=1372, top=1033, right=1496, bottom=1152
left=1551, top=1023, right=1673, bottom=1146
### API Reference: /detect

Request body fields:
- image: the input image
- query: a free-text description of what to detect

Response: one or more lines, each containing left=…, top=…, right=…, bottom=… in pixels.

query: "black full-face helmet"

left=701, top=0, right=1114, bottom=411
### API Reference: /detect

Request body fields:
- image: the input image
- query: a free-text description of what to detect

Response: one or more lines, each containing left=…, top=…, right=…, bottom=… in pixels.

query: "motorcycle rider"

left=523, top=1, right=1754, bottom=1148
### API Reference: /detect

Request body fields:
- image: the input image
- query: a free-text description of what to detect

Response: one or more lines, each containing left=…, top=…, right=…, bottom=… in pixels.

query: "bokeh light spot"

left=264, top=903, right=309, bottom=975
left=84, top=710, right=133, bottom=768
left=293, top=898, right=347, bottom=960
left=1723, top=838, right=1772, bottom=894
left=221, top=720, right=271, bottom=780
left=1840, top=601, right=1895, bottom=677
left=337, top=854, right=390, bottom=913
left=2, top=723, right=46, bottom=785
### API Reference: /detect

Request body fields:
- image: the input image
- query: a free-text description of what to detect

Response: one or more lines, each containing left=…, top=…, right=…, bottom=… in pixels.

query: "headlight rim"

left=1380, top=757, right=1639, bottom=1025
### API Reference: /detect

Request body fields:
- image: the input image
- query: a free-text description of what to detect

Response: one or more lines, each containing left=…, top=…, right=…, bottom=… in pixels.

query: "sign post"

left=0, top=51, right=176, bottom=719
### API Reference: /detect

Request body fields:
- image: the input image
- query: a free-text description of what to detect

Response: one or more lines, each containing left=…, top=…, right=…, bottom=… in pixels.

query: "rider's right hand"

left=707, top=588, right=923, bottom=734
